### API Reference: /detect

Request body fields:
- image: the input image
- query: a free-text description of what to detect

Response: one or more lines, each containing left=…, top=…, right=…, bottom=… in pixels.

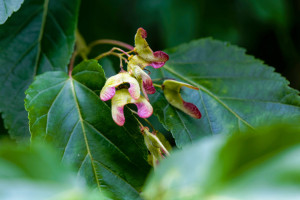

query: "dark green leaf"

left=72, top=59, right=106, bottom=93
left=149, top=38, right=300, bottom=147
left=25, top=61, right=151, bottom=200
left=0, top=141, right=108, bottom=200
left=0, top=0, right=80, bottom=141
left=99, top=57, right=117, bottom=78
left=0, top=0, right=24, bottom=24
left=144, top=123, right=300, bottom=200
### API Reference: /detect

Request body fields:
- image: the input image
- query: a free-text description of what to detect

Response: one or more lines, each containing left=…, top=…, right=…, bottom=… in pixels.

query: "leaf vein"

left=93, top=160, right=139, bottom=194
left=163, top=65, right=255, bottom=130
left=45, top=81, right=67, bottom=138
left=199, top=90, right=213, bottom=135
left=70, top=79, right=101, bottom=188
left=61, top=120, right=80, bottom=160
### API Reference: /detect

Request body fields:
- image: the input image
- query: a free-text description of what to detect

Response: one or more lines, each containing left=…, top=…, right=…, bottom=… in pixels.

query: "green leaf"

left=143, top=123, right=300, bottom=200
left=99, top=57, right=117, bottom=78
left=0, top=141, right=109, bottom=200
left=149, top=38, right=300, bottom=148
left=72, top=59, right=106, bottom=93
left=0, top=0, right=80, bottom=141
left=25, top=61, right=151, bottom=200
left=0, top=0, right=24, bottom=24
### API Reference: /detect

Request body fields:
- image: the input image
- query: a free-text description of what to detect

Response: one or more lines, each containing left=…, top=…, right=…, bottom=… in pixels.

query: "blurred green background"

left=78, top=0, right=300, bottom=89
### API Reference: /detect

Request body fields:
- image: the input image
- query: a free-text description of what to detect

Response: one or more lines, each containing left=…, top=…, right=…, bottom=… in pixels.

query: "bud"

left=100, top=72, right=140, bottom=101
left=128, top=59, right=155, bottom=100
left=162, top=80, right=201, bottom=119
left=134, top=28, right=169, bottom=68
left=111, top=89, right=153, bottom=126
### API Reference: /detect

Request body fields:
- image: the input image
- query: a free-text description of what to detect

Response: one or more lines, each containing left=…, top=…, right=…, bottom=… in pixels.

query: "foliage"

left=143, top=123, right=300, bottom=200
left=0, top=0, right=300, bottom=199
left=0, top=0, right=80, bottom=140
left=25, top=61, right=150, bottom=200
left=0, top=141, right=109, bottom=200
left=149, top=38, right=300, bottom=147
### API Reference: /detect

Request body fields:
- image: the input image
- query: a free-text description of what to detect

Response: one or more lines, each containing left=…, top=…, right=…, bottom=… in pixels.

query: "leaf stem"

left=68, top=51, right=77, bottom=77
left=153, top=83, right=162, bottom=89
left=129, top=108, right=156, bottom=130
left=133, top=114, right=144, bottom=127
left=94, top=47, right=129, bottom=61
left=142, top=118, right=156, bottom=132
left=88, top=39, right=134, bottom=51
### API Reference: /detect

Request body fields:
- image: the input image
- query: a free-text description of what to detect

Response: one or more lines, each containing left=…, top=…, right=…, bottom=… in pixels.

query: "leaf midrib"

left=70, top=78, right=101, bottom=188
left=28, top=75, right=143, bottom=170
left=69, top=78, right=143, bottom=191
left=33, top=0, right=49, bottom=76
left=163, top=65, right=255, bottom=130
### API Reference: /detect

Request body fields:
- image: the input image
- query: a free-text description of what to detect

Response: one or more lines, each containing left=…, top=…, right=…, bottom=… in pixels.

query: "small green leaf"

left=0, top=0, right=24, bottom=24
left=25, top=61, right=150, bottom=200
left=0, top=141, right=108, bottom=200
left=0, top=0, right=80, bottom=141
left=149, top=38, right=300, bottom=148
left=143, top=123, right=300, bottom=200
left=72, top=59, right=106, bottom=93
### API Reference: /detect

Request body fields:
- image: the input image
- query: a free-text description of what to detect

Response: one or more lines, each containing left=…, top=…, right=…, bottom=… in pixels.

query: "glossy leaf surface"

left=149, top=38, right=300, bottom=147
left=25, top=61, right=150, bottom=200
left=0, top=0, right=80, bottom=141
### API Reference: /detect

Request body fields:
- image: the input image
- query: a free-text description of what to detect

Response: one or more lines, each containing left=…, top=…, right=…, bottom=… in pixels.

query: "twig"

left=88, top=39, right=134, bottom=51
left=94, top=47, right=129, bottom=61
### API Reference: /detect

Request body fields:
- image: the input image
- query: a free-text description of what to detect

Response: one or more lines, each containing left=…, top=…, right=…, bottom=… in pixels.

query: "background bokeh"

left=78, top=0, right=300, bottom=89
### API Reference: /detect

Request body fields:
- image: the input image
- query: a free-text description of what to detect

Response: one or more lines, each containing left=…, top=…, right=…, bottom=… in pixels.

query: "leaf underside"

left=0, top=0, right=80, bottom=141
left=149, top=38, right=300, bottom=148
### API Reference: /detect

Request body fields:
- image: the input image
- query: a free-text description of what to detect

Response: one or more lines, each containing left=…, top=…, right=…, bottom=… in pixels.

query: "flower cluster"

left=100, top=28, right=169, bottom=126
left=100, top=28, right=201, bottom=126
